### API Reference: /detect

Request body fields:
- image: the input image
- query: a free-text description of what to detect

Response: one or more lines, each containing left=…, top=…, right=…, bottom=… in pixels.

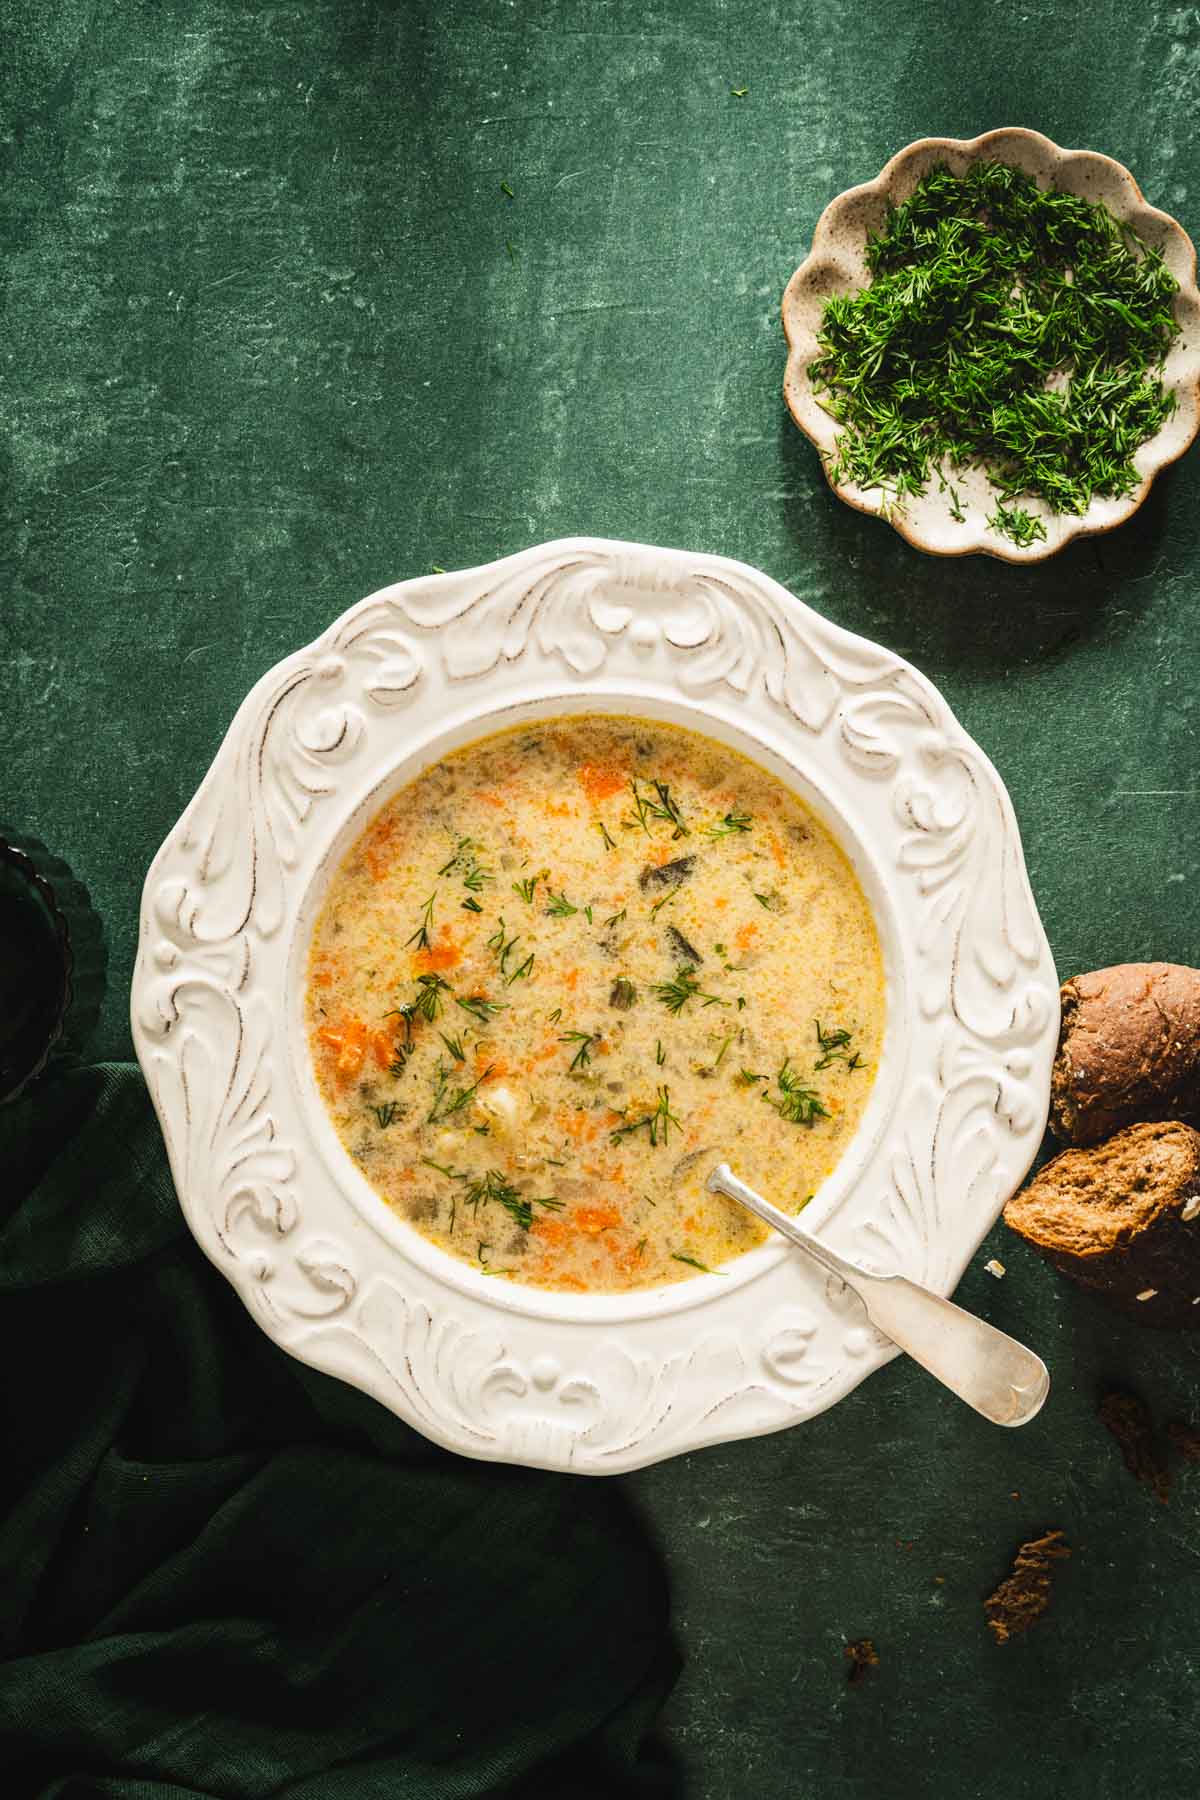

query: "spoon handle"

left=707, top=1164, right=1049, bottom=1428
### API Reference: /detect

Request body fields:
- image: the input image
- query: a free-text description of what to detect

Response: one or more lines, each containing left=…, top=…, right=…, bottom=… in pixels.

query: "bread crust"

left=1004, top=1121, right=1200, bottom=1328
left=1051, top=963, right=1200, bottom=1145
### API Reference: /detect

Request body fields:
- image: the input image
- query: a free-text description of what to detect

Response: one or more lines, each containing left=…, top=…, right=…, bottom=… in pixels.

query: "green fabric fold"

left=0, top=1063, right=679, bottom=1798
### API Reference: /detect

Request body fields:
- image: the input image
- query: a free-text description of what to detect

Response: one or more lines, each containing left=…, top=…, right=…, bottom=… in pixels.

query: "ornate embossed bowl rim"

left=782, top=128, right=1200, bottom=563
left=132, top=537, right=1059, bottom=1474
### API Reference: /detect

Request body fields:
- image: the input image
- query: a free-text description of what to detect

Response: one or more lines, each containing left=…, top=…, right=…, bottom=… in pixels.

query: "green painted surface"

left=5, top=2, right=1200, bottom=1794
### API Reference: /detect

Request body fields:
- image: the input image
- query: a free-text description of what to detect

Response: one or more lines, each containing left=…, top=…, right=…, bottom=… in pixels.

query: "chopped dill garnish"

left=655, top=1040, right=666, bottom=1066
left=636, top=1236, right=648, bottom=1255
left=438, top=1031, right=466, bottom=1062
left=730, top=87, right=748, bottom=98
left=713, top=1034, right=734, bottom=1068
left=487, top=916, right=520, bottom=975
left=461, top=896, right=483, bottom=913
left=765, top=1058, right=829, bottom=1126
left=814, top=1019, right=864, bottom=1072
left=604, top=908, right=627, bottom=929
left=986, top=503, right=1047, bottom=547
left=654, top=966, right=729, bottom=1015
left=545, top=890, right=578, bottom=917
left=807, top=160, right=1180, bottom=543
left=412, top=972, right=450, bottom=1022
left=372, top=1101, right=402, bottom=1128
left=611, top=1086, right=681, bottom=1147
left=464, top=1168, right=561, bottom=1231
left=584, top=905, right=593, bottom=923
left=672, top=1252, right=724, bottom=1273
left=405, top=891, right=436, bottom=949
left=704, top=811, right=753, bottom=838
left=500, top=180, right=514, bottom=199
left=649, top=889, right=677, bottom=920
left=512, top=875, right=539, bottom=904
left=505, top=952, right=535, bottom=986
left=624, top=778, right=690, bottom=840
left=753, top=892, right=781, bottom=912
left=737, top=1069, right=765, bottom=1086
left=419, top=1156, right=463, bottom=1180
left=559, top=1029, right=595, bottom=1071
left=429, top=1062, right=494, bottom=1125
left=456, top=994, right=507, bottom=1025
left=596, top=820, right=617, bottom=850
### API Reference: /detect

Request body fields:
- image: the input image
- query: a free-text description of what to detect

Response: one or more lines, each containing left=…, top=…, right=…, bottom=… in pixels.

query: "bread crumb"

left=1182, top=1196, right=1200, bottom=1222
left=1168, top=1420, right=1200, bottom=1461
left=984, top=1531, right=1071, bottom=1644
left=984, top=1258, right=1006, bottom=1278
left=1135, top=1287, right=1158, bottom=1301
left=844, top=1639, right=879, bottom=1685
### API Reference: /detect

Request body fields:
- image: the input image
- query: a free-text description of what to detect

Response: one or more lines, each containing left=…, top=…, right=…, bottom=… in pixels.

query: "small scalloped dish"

left=782, top=128, right=1200, bottom=563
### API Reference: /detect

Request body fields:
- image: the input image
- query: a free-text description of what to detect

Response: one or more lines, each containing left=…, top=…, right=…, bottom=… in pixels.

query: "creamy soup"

left=307, top=716, right=885, bottom=1292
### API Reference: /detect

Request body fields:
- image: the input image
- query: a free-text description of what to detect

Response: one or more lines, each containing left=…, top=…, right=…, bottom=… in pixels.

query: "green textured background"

left=5, top=2, right=1200, bottom=1795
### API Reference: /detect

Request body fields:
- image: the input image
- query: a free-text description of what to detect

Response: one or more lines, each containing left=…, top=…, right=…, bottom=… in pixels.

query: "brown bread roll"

left=1051, top=963, right=1200, bottom=1145
left=1003, top=1121, right=1200, bottom=1329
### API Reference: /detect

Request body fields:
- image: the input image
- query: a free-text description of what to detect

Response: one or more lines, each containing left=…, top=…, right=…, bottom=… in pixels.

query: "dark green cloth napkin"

left=0, top=1062, right=679, bottom=1799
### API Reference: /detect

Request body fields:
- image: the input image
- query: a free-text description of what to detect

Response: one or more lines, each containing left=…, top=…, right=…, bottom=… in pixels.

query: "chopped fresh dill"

left=545, top=890, right=578, bottom=917
left=986, top=503, right=1047, bottom=547
left=584, top=905, right=593, bottom=923
left=673, top=1252, right=725, bottom=1273
left=431, top=564, right=446, bottom=574
left=419, top=1156, right=463, bottom=1180
left=604, top=908, right=627, bottom=928
left=547, top=1007, right=562, bottom=1024
left=429, top=1063, right=494, bottom=1125
left=372, top=1101, right=402, bottom=1128
left=461, top=896, right=483, bottom=913
left=486, top=916, right=520, bottom=975
left=596, top=820, right=617, bottom=850
left=636, top=1236, right=648, bottom=1255
left=713, top=1034, right=734, bottom=1068
left=765, top=1058, right=829, bottom=1127
left=737, top=1069, right=765, bottom=1086
left=704, top=811, right=753, bottom=838
left=439, top=1031, right=466, bottom=1062
left=611, top=1086, right=681, bottom=1148
left=455, top=993, right=507, bottom=1025
left=807, top=160, right=1180, bottom=543
left=505, top=951, right=535, bottom=986
left=753, top=892, right=781, bottom=912
left=405, top=891, right=436, bottom=949
left=814, top=1019, right=864, bottom=1072
left=649, top=889, right=678, bottom=920
left=653, top=966, right=728, bottom=1015
left=624, top=778, right=690, bottom=840
left=500, top=180, right=514, bottom=199
left=559, top=1029, right=595, bottom=1071
left=412, top=973, right=450, bottom=1022
left=655, top=1040, right=666, bottom=1066
left=512, top=875, right=539, bottom=903
left=464, top=1168, right=561, bottom=1231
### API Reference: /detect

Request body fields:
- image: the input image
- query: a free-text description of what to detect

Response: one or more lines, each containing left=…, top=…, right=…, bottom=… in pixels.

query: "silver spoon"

left=707, top=1164, right=1049, bottom=1427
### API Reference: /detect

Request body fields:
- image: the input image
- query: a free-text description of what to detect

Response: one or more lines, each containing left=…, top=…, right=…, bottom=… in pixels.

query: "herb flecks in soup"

left=307, top=717, right=885, bottom=1292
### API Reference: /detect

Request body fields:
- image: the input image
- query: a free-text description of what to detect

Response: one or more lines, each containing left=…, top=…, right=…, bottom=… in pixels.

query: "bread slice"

left=1052, top=963, right=1200, bottom=1145
left=1004, top=1121, right=1200, bottom=1328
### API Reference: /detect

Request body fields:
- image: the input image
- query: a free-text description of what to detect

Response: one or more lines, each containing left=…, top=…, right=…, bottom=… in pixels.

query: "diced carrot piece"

left=313, top=970, right=334, bottom=989
left=371, top=1031, right=393, bottom=1070
left=532, top=1216, right=570, bottom=1246
left=556, top=1273, right=588, bottom=1292
left=735, top=921, right=759, bottom=952
left=562, top=967, right=579, bottom=990
left=318, top=1026, right=343, bottom=1051
left=477, top=791, right=506, bottom=810
left=770, top=834, right=787, bottom=868
left=575, top=1204, right=621, bottom=1235
left=322, top=1018, right=367, bottom=1079
left=576, top=763, right=627, bottom=803
left=365, top=847, right=388, bottom=881
left=417, top=929, right=461, bottom=972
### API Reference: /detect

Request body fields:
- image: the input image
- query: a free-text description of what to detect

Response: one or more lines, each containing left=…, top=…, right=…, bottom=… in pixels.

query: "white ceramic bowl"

left=783, top=128, right=1200, bottom=563
left=132, top=539, right=1059, bottom=1472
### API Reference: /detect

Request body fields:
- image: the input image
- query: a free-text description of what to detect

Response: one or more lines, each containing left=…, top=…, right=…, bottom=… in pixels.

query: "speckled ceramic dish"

left=782, top=128, right=1200, bottom=563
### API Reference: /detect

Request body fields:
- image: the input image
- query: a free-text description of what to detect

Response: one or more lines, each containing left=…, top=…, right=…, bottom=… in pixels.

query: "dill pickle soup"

left=306, top=715, right=886, bottom=1293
